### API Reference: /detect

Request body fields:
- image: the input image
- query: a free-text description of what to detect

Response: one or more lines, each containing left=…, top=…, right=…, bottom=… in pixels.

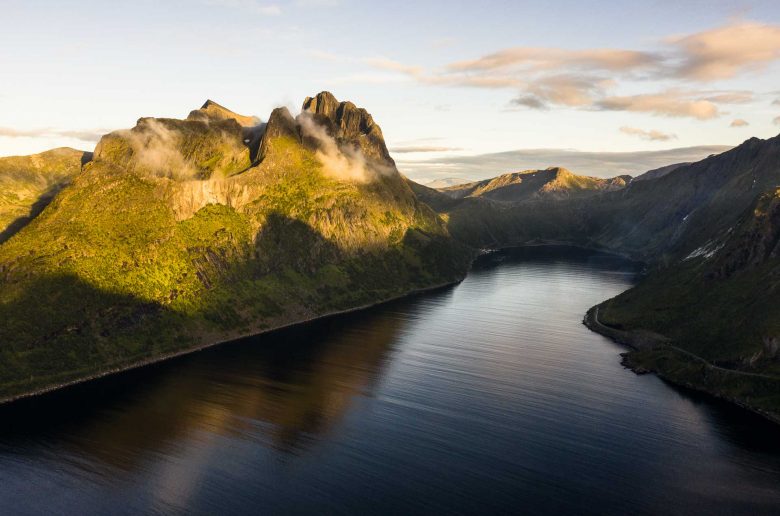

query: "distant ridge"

left=425, top=177, right=470, bottom=189
left=439, top=167, right=629, bottom=202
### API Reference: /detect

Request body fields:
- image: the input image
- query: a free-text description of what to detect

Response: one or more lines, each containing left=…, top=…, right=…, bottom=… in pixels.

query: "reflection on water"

left=1, top=247, right=780, bottom=515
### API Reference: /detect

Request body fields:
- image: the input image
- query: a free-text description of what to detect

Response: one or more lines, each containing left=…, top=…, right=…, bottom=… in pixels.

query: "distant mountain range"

left=424, top=177, right=470, bottom=189
left=408, top=133, right=780, bottom=421
left=436, top=167, right=629, bottom=202
left=1, top=93, right=778, bottom=422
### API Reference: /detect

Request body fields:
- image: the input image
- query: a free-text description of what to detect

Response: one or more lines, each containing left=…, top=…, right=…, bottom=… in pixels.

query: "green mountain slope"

left=0, top=148, right=89, bottom=243
left=410, top=134, right=780, bottom=420
left=0, top=92, right=471, bottom=401
left=594, top=188, right=780, bottom=418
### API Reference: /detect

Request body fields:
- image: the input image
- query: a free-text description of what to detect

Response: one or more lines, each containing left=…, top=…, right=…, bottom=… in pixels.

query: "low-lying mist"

left=297, top=112, right=394, bottom=183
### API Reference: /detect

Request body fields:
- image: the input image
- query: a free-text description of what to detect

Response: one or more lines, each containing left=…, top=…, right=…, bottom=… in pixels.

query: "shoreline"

left=483, top=239, right=642, bottom=263
left=583, top=305, right=780, bottom=426
left=0, top=276, right=465, bottom=407
left=0, top=243, right=633, bottom=408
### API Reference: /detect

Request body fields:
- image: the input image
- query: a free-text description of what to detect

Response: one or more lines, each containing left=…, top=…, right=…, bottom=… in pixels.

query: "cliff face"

left=0, top=93, right=471, bottom=402
left=713, top=189, right=780, bottom=278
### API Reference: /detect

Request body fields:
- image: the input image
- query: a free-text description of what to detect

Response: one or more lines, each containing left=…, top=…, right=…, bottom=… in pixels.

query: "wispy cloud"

left=665, top=22, right=780, bottom=80
left=295, top=0, right=341, bottom=6
left=595, top=91, right=719, bottom=119
left=703, top=91, right=754, bottom=104
left=0, top=127, right=107, bottom=142
left=390, top=145, right=463, bottom=153
left=314, top=21, right=780, bottom=121
left=730, top=119, right=749, bottom=127
left=448, top=47, right=660, bottom=73
left=620, top=126, right=677, bottom=141
left=201, top=0, right=281, bottom=15
left=774, top=115, right=780, bottom=126
left=512, top=75, right=614, bottom=108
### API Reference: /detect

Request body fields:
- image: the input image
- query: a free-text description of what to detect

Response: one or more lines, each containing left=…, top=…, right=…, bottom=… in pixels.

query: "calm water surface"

left=2, top=247, right=780, bottom=515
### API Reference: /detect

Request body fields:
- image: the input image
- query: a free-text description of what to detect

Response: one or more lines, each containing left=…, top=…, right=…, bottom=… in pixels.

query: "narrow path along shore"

left=585, top=305, right=780, bottom=426
left=588, top=306, right=780, bottom=381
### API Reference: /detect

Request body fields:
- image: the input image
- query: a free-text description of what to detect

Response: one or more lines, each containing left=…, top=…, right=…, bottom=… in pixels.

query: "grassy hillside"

left=0, top=148, right=88, bottom=243
left=595, top=189, right=780, bottom=416
left=0, top=93, right=471, bottom=400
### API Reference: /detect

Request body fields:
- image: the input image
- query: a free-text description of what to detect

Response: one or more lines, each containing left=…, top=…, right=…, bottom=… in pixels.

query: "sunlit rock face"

left=302, top=91, right=394, bottom=166
left=187, top=99, right=261, bottom=128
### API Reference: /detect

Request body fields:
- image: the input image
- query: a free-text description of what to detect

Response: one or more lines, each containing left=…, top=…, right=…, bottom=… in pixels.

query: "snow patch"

left=685, top=240, right=724, bottom=260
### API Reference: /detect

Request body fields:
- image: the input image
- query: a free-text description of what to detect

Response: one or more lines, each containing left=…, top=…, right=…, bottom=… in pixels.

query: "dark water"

left=2, top=247, right=780, bottom=515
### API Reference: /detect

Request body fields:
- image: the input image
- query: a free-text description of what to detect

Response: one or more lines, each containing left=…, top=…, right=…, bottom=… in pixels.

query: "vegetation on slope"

left=411, top=134, right=780, bottom=420
left=0, top=148, right=88, bottom=243
left=0, top=93, right=471, bottom=400
left=595, top=184, right=780, bottom=416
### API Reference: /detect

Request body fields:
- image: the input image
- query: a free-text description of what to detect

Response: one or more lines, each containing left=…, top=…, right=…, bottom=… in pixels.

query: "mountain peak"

left=302, top=91, right=341, bottom=118
left=301, top=91, right=392, bottom=165
left=187, top=100, right=260, bottom=127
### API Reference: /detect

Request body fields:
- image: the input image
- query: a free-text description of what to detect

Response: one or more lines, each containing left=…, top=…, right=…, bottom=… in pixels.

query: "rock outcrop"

left=302, top=91, right=393, bottom=165
left=187, top=99, right=261, bottom=127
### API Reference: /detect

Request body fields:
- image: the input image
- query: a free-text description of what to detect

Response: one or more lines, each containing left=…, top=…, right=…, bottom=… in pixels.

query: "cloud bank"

left=397, top=145, right=732, bottom=182
left=389, top=145, right=463, bottom=153
left=0, top=127, right=106, bottom=142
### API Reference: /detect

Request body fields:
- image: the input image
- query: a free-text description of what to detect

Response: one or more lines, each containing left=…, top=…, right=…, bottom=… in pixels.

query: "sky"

left=2, top=0, right=780, bottom=182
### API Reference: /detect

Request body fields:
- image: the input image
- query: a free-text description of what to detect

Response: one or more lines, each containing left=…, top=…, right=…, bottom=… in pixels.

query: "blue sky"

left=2, top=0, right=780, bottom=181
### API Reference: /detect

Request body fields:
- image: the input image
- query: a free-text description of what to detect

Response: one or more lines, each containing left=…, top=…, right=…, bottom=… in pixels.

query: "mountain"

left=591, top=187, right=780, bottom=419
left=585, top=135, right=780, bottom=260
left=407, top=133, right=780, bottom=420
left=0, top=92, right=471, bottom=402
left=187, top=99, right=261, bottom=127
left=632, top=162, right=688, bottom=182
left=0, top=148, right=89, bottom=243
left=425, top=177, right=470, bottom=189
left=2, top=91, right=778, bottom=423
left=439, top=167, right=629, bottom=202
